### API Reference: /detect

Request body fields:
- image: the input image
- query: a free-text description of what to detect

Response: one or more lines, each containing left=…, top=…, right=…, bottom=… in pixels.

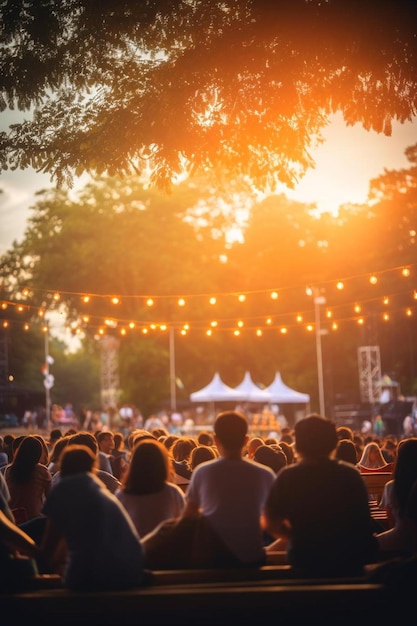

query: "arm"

left=180, top=498, right=200, bottom=518
left=39, top=517, right=67, bottom=575
left=0, top=509, right=38, bottom=558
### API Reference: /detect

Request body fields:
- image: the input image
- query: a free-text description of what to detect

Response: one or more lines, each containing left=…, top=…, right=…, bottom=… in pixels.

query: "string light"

left=2, top=263, right=417, bottom=340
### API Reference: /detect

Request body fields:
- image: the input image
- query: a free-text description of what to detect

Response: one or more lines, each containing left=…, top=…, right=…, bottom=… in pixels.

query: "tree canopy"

left=1, top=148, right=417, bottom=415
left=1, top=0, right=416, bottom=190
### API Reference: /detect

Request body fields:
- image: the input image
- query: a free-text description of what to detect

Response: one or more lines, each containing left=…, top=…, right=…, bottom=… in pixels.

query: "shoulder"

left=246, top=458, right=276, bottom=479
left=35, top=464, right=52, bottom=481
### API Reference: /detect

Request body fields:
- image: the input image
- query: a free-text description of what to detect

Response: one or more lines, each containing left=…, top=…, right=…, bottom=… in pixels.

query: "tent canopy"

left=265, top=372, right=310, bottom=404
left=232, top=371, right=273, bottom=403
left=190, top=371, right=310, bottom=405
left=189, top=372, right=239, bottom=403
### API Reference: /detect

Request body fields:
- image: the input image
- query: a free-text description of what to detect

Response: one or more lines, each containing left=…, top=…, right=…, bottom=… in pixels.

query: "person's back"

left=264, top=414, right=378, bottom=577
left=41, top=444, right=144, bottom=591
left=183, top=411, right=275, bottom=566
left=376, top=437, right=417, bottom=559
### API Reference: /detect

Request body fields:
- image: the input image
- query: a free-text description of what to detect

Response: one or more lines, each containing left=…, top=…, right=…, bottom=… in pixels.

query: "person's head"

left=280, top=432, right=294, bottom=445
left=162, top=434, right=180, bottom=451
left=123, top=439, right=171, bottom=495
left=171, top=437, right=197, bottom=462
left=197, top=430, right=215, bottom=447
left=96, top=430, right=115, bottom=454
left=68, top=431, right=98, bottom=457
left=60, top=444, right=97, bottom=477
left=246, top=436, right=264, bottom=459
left=189, top=445, right=217, bottom=470
left=49, top=434, right=71, bottom=464
left=128, top=429, right=156, bottom=450
left=3, top=433, right=15, bottom=462
left=335, top=439, right=358, bottom=465
left=214, top=411, right=248, bottom=453
left=295, top=414, right=337, bottom=459
left=9, top=435, right=43, bottom=483
left=113, top=432, right=125, bottom=451
left=336, top=426, right=354, bottom=441
left=253, top=444, right=287, bottom=473
left=49, top=428, right=63, bottom=445
left=33, top=434, right=50, bottom=465
left=358, top=441, right=387, bottom=468
left=278, top=440, right=295, bottom=465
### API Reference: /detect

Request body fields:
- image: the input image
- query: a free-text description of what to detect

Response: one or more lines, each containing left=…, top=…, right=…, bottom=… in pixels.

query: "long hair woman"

left=4, top=435, right=52, bottom=521
left=115, top=439, right=185, bottom=538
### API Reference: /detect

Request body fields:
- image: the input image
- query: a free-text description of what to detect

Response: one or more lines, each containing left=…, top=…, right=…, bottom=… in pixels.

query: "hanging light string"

left=1, top=263, right=415, bottom=336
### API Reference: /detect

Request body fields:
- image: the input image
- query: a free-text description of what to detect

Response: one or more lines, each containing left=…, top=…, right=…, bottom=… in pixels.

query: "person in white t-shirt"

left=181, top=410, right=276, bottom=566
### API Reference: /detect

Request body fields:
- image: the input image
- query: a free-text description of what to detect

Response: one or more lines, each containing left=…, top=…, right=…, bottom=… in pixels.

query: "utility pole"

left=169, top=326, right=176, bottom=412
left=313, top=287, right=326, bottom=416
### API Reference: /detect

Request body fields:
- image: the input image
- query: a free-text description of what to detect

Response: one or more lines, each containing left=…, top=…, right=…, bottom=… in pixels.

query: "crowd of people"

left=1, top=412, right=417, bottom=591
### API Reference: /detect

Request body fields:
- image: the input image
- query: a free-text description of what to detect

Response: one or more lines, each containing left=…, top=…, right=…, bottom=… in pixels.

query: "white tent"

left=189, top=372, right=240, bottom=403
left=233, top=371, right=273, bottom=403
left=265, top=372, right=310, bottom=404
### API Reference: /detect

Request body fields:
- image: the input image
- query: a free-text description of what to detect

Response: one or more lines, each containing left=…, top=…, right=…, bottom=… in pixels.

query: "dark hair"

left=113, top=432, right=125, bottom=449
left=68, top=431, right=98, bottom=456
left=163, top=434, right=180, bottom=450
left=278, top=440, right=295, bottom=465
left=336, top=426, right=354, bottom=441
left=128, top=429, right=157, bottom=449
left=49, top=435, right=71, bottom=464
left=215, top=411, right=248, bottom=450
left=96, top=431, right=114, bottom=445
left=254, top=445, right=287, bottom=473
left=122, top=439, right=170, bottom=495
left=295, top=414, right=337, bottom=458
left=335, top=439, right=358, bottom=465
left=189, top=445, right=216, bottom=470
left=171, top=437, right=196, bottom=462
left=49, top=428, right=63, bottom=442
left=8, top=436, right=42, bottom=484
left=60, top=445, right=96, bottom=477
left=197, top=431, right=215, bottom=446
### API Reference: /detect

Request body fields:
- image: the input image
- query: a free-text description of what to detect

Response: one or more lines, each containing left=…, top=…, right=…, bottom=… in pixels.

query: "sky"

left=0, top=111, right=417, bottom=256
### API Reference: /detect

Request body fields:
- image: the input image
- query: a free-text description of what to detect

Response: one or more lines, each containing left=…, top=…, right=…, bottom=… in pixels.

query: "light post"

left=169, top=326, right=176, bottom=412
left=312, top=287, right=326, bottom=416
left=42, top=321, right=54, bottom=433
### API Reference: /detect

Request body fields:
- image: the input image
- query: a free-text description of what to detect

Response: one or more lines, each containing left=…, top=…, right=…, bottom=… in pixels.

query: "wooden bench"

left=361, top=472, right=392, bottom=503
left=0, top=577, right=395, bottom=626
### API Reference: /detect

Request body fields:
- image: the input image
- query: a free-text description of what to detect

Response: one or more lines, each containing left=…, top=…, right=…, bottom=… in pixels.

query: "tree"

left=1, top=0, right=416, bottom=191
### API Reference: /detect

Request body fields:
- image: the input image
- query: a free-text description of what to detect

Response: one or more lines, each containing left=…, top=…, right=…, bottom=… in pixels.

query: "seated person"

left=40, top=444, right=145, bottom=591
left=264, top=413, right=378, bottom=577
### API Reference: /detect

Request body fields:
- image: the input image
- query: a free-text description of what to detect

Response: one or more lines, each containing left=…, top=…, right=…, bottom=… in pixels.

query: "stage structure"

left=100, top=335, right=120, bottom=410
left=358, top=346, right=382, bottom=404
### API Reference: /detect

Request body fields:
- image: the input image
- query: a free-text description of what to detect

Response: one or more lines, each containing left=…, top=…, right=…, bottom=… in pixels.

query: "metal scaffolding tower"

left=100, top=335, right=120, bottom=409
left=358, top=346, right=382, bottom=404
